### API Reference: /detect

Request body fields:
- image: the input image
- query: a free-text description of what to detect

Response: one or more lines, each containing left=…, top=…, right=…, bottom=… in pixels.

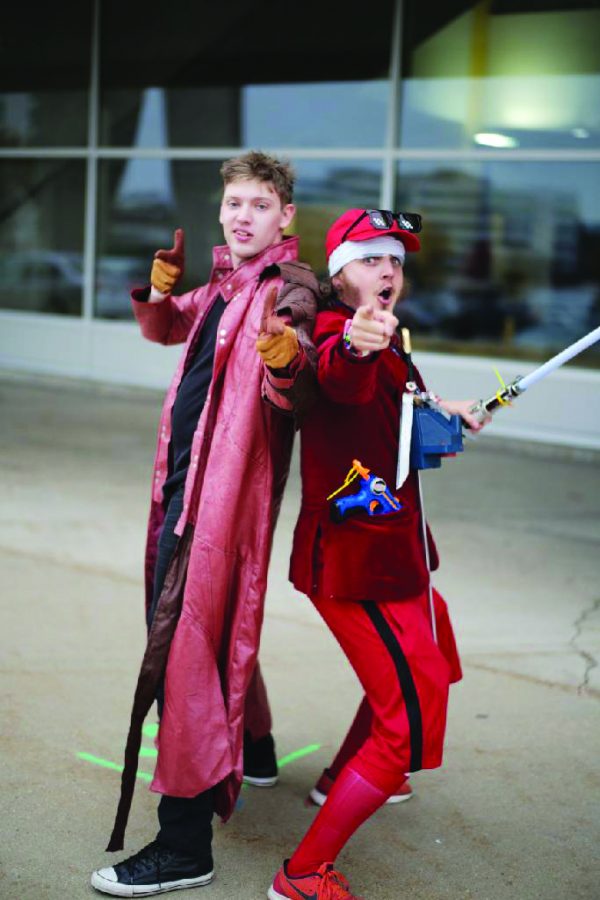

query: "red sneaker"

left=268, top=860, right=363, bottom=899
left=308, top=769, right=412, bottom=807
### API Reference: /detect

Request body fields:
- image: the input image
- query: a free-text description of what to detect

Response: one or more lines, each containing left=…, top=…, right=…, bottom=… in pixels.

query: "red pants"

left=312, top=590, right=452, bottom=795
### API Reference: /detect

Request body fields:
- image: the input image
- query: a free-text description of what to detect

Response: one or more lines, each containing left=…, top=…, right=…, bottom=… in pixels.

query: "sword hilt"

left=469, top=377, right=524, bottom=424
left=401, top=327, right=415, bottom=383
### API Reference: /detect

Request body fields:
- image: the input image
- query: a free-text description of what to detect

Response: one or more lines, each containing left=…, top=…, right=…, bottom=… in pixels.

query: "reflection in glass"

left=100, top=85, right=241, bottom=149
left=0, top=91, right=89, bottom=150
left=95, top=160, right=224, bottom=319
left=0, top=4, right=90, bottom=147
left=395, top=162, right=600, bottom=365
left=293, top=160, right=383, bottom=277
left=0, top=160, right=85, bottom=315
left=242, top=82, right=389, bottom=149
left=400, top=4, right=600, bottom=150
left=400, top=75, right=600, bottom=151
left=101, top=80, right=390, bottom=150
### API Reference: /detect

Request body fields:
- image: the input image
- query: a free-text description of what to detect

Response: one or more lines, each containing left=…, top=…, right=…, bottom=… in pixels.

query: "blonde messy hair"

left=221, top=151, right=295, bottom=207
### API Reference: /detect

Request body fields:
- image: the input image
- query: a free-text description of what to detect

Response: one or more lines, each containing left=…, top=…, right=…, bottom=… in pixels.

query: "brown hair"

left=220, top=151, right=295, bottom=207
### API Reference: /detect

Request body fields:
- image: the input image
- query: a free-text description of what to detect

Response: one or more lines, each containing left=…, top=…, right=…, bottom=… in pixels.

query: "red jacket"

left=290, top=303, right=439, bottom=603
left=108, top=238, right=320, bottom=851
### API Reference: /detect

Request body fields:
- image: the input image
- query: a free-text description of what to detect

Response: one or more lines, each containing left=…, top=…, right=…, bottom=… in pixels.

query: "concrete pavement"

left=1, top=373, right=599, bottom=900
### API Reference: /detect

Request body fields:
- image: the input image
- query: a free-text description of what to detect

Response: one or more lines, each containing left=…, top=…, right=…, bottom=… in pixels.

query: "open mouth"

left=234, top=229, right=253, bottom=240
left=378, top=287, right=393, bottom=305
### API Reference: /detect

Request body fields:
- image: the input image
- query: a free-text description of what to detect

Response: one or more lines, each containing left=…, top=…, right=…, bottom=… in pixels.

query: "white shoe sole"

left=308, top=787, right=412, bottom=806
left=267, top=885, right=287, bottom=900
left=90, top=868, right=214, bottom=896
left=243, top=774, right=279, bottom=787
left=385, top=790, right=413, bottom=804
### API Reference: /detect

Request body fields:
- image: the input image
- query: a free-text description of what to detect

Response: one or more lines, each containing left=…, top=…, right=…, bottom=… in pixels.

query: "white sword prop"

left=469, top=325, right=600, bottom=423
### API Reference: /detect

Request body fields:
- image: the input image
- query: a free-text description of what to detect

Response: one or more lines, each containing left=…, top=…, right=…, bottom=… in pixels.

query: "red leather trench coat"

left=107, top=237, right=318, bottom=850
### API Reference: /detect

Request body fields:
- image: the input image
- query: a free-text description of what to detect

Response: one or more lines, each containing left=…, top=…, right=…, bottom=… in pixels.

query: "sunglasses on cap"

left=341, top=209, right=423, bottom=243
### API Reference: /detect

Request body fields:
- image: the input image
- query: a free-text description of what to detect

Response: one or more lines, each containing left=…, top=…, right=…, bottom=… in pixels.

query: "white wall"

left=1, top=311, right=599, bottom=450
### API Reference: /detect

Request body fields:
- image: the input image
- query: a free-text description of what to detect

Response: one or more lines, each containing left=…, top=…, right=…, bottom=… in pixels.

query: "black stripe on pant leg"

left=362, top=600, right=423, bottom=772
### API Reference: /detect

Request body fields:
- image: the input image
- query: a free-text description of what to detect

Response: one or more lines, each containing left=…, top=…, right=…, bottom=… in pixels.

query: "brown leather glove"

left=151, top=228, right=185, bottom=294
left=256, top=286, right=299, bottom=368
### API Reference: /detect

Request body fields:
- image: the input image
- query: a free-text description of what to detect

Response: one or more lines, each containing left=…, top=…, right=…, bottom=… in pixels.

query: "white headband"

left=328, top=236, right=406, bottom=277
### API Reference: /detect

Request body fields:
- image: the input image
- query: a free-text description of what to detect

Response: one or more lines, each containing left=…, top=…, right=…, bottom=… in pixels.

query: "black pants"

left=149, top=485, right=214, bottom=862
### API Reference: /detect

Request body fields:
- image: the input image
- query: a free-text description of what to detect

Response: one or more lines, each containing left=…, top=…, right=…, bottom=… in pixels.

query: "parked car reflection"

left=0, top=250, right=83, bottom=315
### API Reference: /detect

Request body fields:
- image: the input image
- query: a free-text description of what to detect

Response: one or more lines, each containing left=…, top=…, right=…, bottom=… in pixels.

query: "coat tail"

left=106, top=526, right=193, bottom=851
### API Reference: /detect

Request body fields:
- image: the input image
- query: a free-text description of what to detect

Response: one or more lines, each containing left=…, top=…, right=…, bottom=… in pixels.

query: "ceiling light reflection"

left=474, top=132, right=519, bottom=148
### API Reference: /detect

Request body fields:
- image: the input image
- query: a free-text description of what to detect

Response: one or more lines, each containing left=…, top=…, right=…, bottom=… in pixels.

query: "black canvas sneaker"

left=91, top=840, right=214, bottom=896
left=242, top=730, right=279, bottom=787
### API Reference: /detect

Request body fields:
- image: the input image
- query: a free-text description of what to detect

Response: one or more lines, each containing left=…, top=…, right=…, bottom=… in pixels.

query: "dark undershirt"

left=162, top=294, right=226, bottom=506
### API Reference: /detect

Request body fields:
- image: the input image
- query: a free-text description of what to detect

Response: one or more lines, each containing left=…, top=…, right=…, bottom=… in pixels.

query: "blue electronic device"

left=410, top=406, right=464, bottom=471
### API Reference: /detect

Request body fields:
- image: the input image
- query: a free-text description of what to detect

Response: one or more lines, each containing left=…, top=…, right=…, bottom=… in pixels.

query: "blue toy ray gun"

left=327, top=459, right=401, bottom=524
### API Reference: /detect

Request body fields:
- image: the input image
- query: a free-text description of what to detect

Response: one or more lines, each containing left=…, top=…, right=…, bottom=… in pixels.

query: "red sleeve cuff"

left=337, top=336, right=379, bottom=364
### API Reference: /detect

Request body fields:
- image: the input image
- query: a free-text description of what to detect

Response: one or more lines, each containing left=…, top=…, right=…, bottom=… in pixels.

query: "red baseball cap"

left=325, top=208, right=421, bottom=261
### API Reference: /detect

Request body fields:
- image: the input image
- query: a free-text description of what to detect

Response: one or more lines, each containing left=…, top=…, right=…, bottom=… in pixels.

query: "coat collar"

left=210, top=236, right=300, bottom=302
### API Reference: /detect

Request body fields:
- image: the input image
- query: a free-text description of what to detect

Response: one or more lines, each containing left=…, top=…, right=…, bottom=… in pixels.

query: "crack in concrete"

left=463, top=660, right=600, bottom=698
left=570, top=597, right=600, bottom=694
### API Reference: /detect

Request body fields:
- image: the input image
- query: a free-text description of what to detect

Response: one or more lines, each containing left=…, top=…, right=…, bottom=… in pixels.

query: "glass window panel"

left=0, top=4, right=91, bottom=147
left=100, top=0, right=392, bottom=148
left=95, top=159, right=224, bottom=319
left=394, top=161, right=600, bottom=367
left=0, top=160, right=86, bottom=315
left=399, top=3, right=600, bottom=150
left=293, top=160, right=383, bottom=277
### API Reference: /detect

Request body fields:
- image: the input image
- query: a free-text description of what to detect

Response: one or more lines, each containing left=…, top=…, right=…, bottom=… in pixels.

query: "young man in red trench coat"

left=91, top=152, right=320, bottom=896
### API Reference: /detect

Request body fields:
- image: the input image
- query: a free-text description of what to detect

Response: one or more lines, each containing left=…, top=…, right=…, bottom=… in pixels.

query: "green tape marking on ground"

left=277, top=743, right=321, bottom=768
left=139, top=746, right=158, bottom=758
left=77, top=752, right=153, bottom=782
left=78, top=741, right=321, bottom=783
left=142, top=722, right=159, bottom=739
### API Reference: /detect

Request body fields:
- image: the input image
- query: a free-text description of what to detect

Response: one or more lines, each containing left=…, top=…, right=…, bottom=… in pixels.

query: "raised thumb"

left=357, top=304, right=374, bottom=319
left=155, top=228, right=185, bottom=269
left=260, top=286, right=285, bottom=335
